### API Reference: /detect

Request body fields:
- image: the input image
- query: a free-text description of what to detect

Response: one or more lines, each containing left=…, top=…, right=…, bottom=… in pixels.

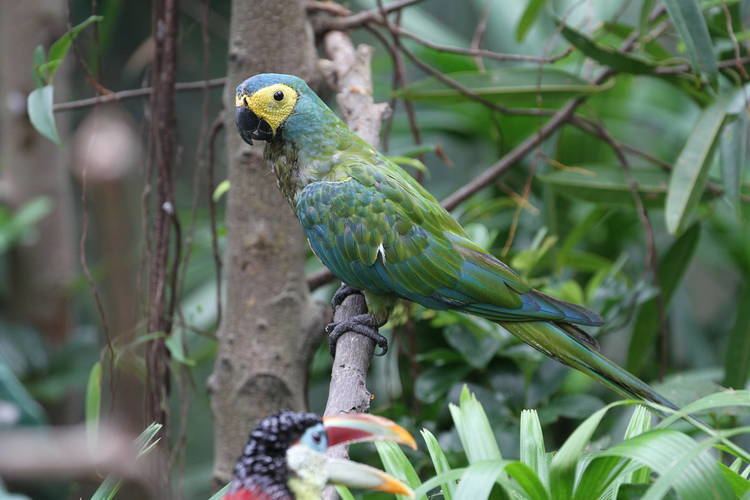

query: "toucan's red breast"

left=224, top=487, right=273, bottom=500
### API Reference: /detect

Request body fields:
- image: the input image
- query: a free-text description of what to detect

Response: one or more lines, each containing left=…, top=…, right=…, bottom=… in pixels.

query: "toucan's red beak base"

left=323, top=413, right=417, bottom=449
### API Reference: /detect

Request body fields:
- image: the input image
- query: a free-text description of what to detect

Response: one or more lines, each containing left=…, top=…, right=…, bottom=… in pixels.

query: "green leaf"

left=334, top=486, right=355, bottom=500
left=505, top=462, right=550, bottom=500
left=720, top=108, right=749, bottom=211
left=640, top=0, right=657, bottom=37
left=212, top=180, right=231, bottom=202
left=38, top=15, right=103, bottom=82
left=27, top=85, right=60, bottom=145
left=91, top=422, right=162, bottom=500
left=0, top=358, right=46, bottom=427
left=580, top=429, right=732, bottom=500
left=723, top=285, right=750, bottom=389
left=415, top=364, right=472, bottom=403
left=720, top=464, right=750, bottom=497
left=558, top=22, right=657, bottom=74
left=443, top=322, right=501, bottom=369
left=573, top=407, right=654, bottom=499
left=85, top=361, right=102, bottom=454
left=32, top=45, right=46, bottom=88
left=397, top=68, right=613, bottom=108
left=520, top=409, right=549, bottom=490
left=516, top=0, right=547, bottom=42
left=421, top=429, right=456, bottom=500
left=658, top=390, right=750, bottom=429
left=375, top=441, right=424, bottom=500
left=666, top=94, right=732, bottom=234
left=455, top=460, right=511, bottom=500
left=449, top=386, right=503, bottom=463
left=549, top=404, right=614, bottom=499
left=635, top=430, right=732, bottom=500
left=627, top=223, right=701, bottom=374
left=662, top=0, right=718, bottom=80
left=538, top=165, right=670, bottom=207
left=206, top=483, right=231, bottom=500
left=0, top=197, right=53, bottom=255
left=164, top=329, right=195, bottom=366
left=622, top=406, right=654, bottom=485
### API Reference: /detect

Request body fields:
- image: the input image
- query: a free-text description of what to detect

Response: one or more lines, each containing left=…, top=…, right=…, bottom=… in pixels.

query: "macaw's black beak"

left=235, top=106, right=274, bottom=145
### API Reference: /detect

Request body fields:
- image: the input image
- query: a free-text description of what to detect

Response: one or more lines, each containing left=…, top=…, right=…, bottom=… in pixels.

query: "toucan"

left=224, top=410, right=416, bottom=499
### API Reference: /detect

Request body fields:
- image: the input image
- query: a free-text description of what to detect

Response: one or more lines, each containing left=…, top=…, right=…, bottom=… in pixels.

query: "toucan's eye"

left=273, top=90, right=284, bottom=101
left=312, top=431, right=322, bottom=444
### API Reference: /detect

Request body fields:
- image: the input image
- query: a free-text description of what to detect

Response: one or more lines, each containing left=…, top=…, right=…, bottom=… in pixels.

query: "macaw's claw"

left=331, top=283, right=363, bottom=309
left=326, top=314, right=388, bottom=357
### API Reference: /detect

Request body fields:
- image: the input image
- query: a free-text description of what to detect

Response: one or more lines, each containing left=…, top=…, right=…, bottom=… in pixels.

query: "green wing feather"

left=297, top=153, right=672, bottom=406
left=299, top=153, right=600, bottom=324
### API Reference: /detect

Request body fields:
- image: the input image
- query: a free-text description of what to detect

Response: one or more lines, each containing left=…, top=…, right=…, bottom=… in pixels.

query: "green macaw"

left=234, top=73, right=673, bottom=408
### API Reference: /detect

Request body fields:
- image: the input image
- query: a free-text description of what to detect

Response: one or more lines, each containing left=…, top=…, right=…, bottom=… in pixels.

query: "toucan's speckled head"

left=225, top=410, right=416, bottom=500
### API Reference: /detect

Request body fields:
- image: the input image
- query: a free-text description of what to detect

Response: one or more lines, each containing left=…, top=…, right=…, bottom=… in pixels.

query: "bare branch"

left=395, top=26, right=572, bottom=64
left=318, top=0, right=423, bottom=32
left=0, top=425, right=147, bottom=483
left=470, top=2, right=491, bottom=71
left=53, top=78, right=226, bottom=112
left=439, top=10, right=659, bottom=210
left=320, top=26, right=389, bottom=500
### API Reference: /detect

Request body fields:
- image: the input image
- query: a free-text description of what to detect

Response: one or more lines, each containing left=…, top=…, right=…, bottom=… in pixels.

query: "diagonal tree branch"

left=319, top=29, right=389, bottom=500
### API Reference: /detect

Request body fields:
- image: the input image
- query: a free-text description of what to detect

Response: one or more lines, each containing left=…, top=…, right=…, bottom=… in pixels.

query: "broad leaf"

left=455, top=461, right=512, bottom=500
left=91, top=422, right=162, bottom=500
left=375, top=441, right=424, bottom=500
left=449, top=385, right=502, bottom=463
left=421, top=429, right=456, bottom=500
left=559, top=22, right=657, bottom=74
left=662, top=0, right=718, bottom=80
left=723, top=286, right=750, bottom=389
left=516, top=0, right=547, bottom=42
left=0, top=358, right=45, bottom=427
left=397, top=68, right=612, bottom=108
left=38, top=15, right=103, bottom=82
left=720, top=108, right=749, bottom=212
left=85, top=361, right=102, bottom=453
left=206, top=484, right=230, bottom=500
left=538, top=165, right=670, bottom=207
left=27, top=85, right=60, bottom=145
left=665, top=94, right=731, bottom=234
left=580, top=429, right=732, bottom=500
left=549, top=405, right=612, bottom=499
left=627, top=223, right=701, bottom=374
left=520, top=409, right=549, bottom=490
left=415, top=364, right=472, bottom=403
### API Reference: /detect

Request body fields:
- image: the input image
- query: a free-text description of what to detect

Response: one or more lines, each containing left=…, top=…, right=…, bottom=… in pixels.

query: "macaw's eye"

left=273, top=90, right=284, bottom=101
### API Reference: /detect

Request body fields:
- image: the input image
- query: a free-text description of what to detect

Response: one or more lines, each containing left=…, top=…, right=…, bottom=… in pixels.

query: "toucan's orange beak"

left=321, top=413, right=416, bottom=497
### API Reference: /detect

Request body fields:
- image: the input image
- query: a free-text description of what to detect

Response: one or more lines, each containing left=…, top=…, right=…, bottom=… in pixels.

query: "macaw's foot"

left=331, top=283, right=363, bottom=309
left=326, top=314, right=388, bottom=357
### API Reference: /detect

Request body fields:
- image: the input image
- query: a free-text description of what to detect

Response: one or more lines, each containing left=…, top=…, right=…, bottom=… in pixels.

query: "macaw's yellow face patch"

left=236, top=83, right=298, bottom=135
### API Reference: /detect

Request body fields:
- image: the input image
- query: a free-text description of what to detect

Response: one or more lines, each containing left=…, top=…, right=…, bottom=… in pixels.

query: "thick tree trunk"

left=0, top=0, right=76, bottom=347
left=208, top=0, right=325, bottom=484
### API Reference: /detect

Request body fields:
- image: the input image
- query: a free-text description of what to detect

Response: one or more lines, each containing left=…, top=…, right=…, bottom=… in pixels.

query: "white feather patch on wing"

left=376, top=243, right=386, bottom=263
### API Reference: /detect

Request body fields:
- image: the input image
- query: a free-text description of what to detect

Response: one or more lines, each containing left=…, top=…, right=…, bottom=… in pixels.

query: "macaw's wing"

left=440, top=233, right=603, bottom=326
left=297, top=157, right=602, bottom=326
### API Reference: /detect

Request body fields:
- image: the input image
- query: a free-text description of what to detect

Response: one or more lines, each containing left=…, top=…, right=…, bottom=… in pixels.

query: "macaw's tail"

left=500, top=321, right=676, bottom=410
